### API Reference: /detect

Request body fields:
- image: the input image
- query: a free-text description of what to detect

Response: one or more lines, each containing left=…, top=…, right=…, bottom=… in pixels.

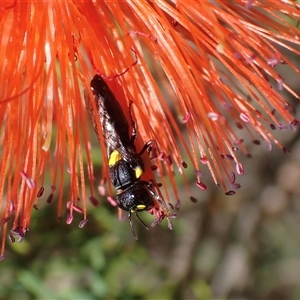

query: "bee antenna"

left=128, top=211, right=138, bottom=240
left=135, top=212, right=149, bottom=230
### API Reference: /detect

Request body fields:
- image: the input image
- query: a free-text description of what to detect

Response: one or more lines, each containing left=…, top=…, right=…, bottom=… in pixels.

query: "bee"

left=84, top=74, right=174, bottom=238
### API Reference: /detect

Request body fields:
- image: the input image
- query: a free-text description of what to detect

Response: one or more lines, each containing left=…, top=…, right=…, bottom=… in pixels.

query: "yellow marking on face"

left=135, top=166, right=143, bottom=178
left=136, top=204, right=146, bottom=210
left=108, top=150, right=122, bottom=166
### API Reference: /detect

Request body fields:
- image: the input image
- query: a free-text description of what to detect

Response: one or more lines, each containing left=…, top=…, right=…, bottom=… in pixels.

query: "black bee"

left=84, top=74, right=165, bottom=237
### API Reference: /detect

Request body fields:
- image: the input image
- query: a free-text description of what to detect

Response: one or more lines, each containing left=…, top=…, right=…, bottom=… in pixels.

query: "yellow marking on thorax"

left=108, top=150, right=122, bottom=166
left=109, top=150, right=144, bottom=179
left=135, top=167, right=143, bottom=179
left=132, top=205, right=146, bottom=212
left=137, top=204, right=146, bottom=210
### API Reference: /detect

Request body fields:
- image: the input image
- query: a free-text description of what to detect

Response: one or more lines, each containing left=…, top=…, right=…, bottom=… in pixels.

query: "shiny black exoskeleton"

left=84, top=74, right=155, bottom=237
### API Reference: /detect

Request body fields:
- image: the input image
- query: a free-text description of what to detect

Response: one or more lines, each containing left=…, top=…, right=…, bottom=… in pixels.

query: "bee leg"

left=138, top=140, right=156, bottom=156
left=128, top=211, right=138, bottom=240
left=128, top=101, right=137, bottom=144
left=128, top=101, right=158, bottom=156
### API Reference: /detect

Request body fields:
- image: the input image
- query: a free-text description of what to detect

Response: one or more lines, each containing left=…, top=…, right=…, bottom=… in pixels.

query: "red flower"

left=0, top=0, right=300, bottom=258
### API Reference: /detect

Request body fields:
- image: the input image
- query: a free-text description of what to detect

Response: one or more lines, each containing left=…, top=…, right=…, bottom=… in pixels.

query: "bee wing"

left=84, top=88, right=102, bottom=145
left=84, top=88, right=130, bottom=158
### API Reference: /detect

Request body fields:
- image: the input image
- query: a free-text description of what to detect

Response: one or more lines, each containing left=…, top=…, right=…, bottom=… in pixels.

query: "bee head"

left=116, top=181, right=155, bottom=239
left=116, top=181, right=154, bottom=212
